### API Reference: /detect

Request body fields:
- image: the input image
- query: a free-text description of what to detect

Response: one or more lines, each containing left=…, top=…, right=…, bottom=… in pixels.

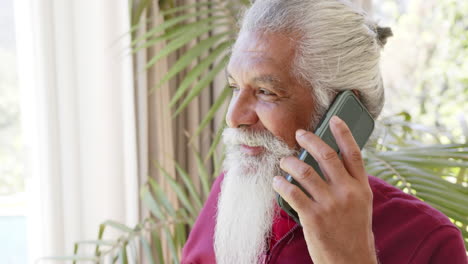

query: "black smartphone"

left=276, top=90, right=375, bottom=225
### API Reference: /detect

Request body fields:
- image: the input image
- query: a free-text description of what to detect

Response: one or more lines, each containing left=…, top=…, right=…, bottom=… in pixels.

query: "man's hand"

left=272, top=116, right=377, bottom=264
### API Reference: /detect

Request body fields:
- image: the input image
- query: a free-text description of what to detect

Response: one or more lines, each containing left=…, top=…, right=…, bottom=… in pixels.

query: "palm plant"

left=39, top=148, right=221, bottom=264
left=130, top=0, right=244, bottom=156
left=43, top=0, right=467, bottom=263
left=364, top=114, right=468, bottom=243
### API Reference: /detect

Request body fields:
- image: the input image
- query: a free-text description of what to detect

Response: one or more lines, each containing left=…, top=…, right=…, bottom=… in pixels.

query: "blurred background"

left=1, top=1, right=25, bottom=262
left=0, top=0, right=466, bottom=263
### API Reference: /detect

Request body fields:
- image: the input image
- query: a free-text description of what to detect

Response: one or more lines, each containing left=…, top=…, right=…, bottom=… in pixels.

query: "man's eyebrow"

left=226, top=71, right=283, bottom=86
left=226, top=72, right=288, bottom=93
left=226, top=69, right=280, bottom=80
left=251, top=75, right=282, bottom=86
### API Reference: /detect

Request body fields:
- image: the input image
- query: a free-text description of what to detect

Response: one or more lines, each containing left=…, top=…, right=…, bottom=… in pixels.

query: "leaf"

left=37, top=256, right=99, bottom=262
left=365, top=162, right=390, bottom=176
left=405, top=174, right=466, bottom=195
left=73, top=243, right=79, bottom=264
left=379, top=151, right=468, bottom=160
left=133, top=24, right=187, bottom=53
left=205, top=117, right=228, bottom=163
left=158, top=163, right=196, bottom=216
left=193, top=85, right=231, bottom=138
left=411, top=183, right=468, bottom=208
left=159, top=1, right=219, bottom=17
left=457, top=168, right=466, bottom=184
left=149, top=177, right=177, bottom=217
left=152, top=230, right=165, bottom=264
left=178, top=207, right=193, bottom=226
left=74, top=240, right=115, bottom=246
left=213, top=150, right=226, bottom=179
left=127, top=239, right=139, bottom=263
left=131, top=0, right=152, bottom=26
left=95, top=223, right=107, bottom=257
left=192, top=148, right=211, bottom=197
left=173, top=55, right=230, bottom=116
left=146, top=28, right=214, bottom=70
left=372, top=170, right=398, bottom=181
left=176, top=220, right=188, bottom=251
left=140, top=237, right=156, bottom=264
left=388, top=157, right=468, bottom=168
left=141, top=184, right=165, bottom=219
left=102, top=220, right=134, bottom=233
left=155, top=29, right=231, bottom=89
left=132, top=8, right=225, bottom=47
left=167, top=43, right=232, bottom=103
left=131, top=0, right=229, bottom=33
left=365, top=151, right=412, bottom=189
left=118, top=242, right=129, bottom=264
left=396, top=144, right=466, bottom=151
left=430, top=203, right=468, bottom=224
left=133, top=16, right=228, bottom=54
left=163, top=226, right=179, bottom=264
left=417, top=192, right=468, bottom=217
left=402, top=168, right=468, bottom=194
left=174, top=162, right=203, bottom=211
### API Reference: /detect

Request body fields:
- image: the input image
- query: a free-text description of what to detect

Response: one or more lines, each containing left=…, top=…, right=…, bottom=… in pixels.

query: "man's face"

left=215, top=31, right=318, bottom=264
left=226, top=31, right=316, bottom=153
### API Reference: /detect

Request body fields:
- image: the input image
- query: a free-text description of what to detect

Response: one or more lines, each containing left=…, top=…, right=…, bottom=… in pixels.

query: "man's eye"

left=258, top=88, right=276, bottom=96
left=229, top=84, right=239, bottom=92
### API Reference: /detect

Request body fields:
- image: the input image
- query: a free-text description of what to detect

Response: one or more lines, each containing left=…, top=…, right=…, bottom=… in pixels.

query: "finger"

left=279, top=156, right=330, bottom=203
left=329, top=116, right=367, bottom=183
left=273, top=176, right=315, bottom=215
left=295, top=129, right=348, bottom=183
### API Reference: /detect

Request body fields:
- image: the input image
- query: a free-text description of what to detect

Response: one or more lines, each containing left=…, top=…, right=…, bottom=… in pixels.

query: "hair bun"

left=376, top=26, right=393, bottom=47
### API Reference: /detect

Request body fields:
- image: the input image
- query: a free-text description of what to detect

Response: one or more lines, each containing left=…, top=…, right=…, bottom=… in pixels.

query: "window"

left=0, top=0, right=28, bottom=263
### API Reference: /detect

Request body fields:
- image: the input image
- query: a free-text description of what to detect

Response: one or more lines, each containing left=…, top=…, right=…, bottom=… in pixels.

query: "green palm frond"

left=130, top=2, right=246, bottom=161
left=42, top=144, right=219, bottom=263
left=194, top=85, right=230, bottom=138
left=168, top=46, right=231, bottom=107
left=364, top=144, right=468, bottom=248
left=132, top=0, right=243, bottom=125
left=141, top=148, right=220, bottom=263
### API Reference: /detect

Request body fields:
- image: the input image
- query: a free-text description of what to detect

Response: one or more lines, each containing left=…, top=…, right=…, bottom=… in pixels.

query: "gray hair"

left=237, top=0, right=392, bottom=119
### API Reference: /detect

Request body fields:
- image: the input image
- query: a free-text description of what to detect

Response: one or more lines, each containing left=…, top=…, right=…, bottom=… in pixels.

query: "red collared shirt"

left=182, top=173, right=467, bottom=263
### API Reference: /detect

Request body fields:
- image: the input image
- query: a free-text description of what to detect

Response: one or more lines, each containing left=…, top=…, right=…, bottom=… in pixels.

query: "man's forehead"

left=233, top=31, right=274, bottom=50
left=230, top=31, right=296, bottom=61
left=227, top=55, right=279, bottom=73
left=226, top=31, right=299, bottom=89
left=228, top=49, right=278, bottom=68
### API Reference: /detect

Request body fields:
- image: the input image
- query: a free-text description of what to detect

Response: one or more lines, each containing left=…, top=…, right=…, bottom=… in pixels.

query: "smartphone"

left=276, top=90, right=375, bottom=225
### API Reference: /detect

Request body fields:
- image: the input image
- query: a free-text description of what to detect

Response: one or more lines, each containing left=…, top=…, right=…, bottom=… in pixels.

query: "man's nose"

left=226, top=91, right=259, bottom=128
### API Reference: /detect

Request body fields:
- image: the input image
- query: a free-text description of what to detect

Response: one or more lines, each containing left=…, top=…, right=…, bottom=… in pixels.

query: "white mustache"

left=222, top=127, right=282, bottom=152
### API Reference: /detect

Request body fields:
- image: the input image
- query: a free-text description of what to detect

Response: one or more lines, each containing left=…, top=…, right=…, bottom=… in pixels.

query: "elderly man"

left=181, top=0, right=467, bottom=263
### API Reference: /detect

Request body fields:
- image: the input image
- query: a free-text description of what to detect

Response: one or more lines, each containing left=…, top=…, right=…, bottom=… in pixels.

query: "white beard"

left=214, top=128, right=297, bottom=264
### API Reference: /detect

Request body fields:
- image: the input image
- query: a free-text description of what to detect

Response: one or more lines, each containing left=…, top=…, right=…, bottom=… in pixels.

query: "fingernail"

left=296, top=129, right=307, bottom=138
left=331, top=115, right=342, bottom=124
